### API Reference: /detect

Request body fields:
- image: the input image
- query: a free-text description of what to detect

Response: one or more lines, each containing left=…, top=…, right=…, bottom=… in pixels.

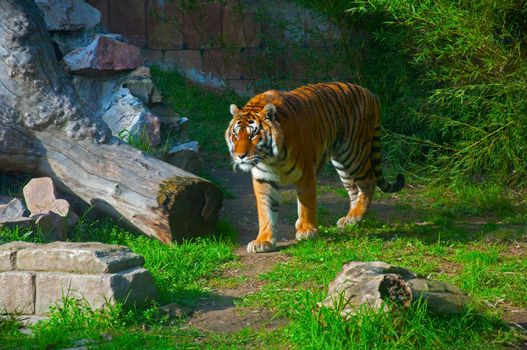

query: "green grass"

left=240, top=217, right=526, bottom=349
left=1, top=182, right=526, bottom=349
left=151, top=67, right=245, bottom=164
left=0, top=216, right=239, bottom=349
left=3, top=60, right=527, bottom=348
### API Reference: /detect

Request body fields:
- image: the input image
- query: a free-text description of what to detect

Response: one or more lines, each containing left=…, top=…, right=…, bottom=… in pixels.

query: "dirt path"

left=186, top=167, right=389, bottom=333
left=187, top=168, right=294, bottom=333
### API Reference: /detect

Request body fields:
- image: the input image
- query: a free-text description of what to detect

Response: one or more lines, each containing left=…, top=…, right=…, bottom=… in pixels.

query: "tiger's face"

left=225, top=103, right=280, bottom=172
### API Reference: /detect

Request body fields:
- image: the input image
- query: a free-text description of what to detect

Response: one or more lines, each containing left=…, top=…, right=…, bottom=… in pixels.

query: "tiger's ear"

left=230, top=104, right=239, bottom=116
left=262, top=103, right=276, bottom=120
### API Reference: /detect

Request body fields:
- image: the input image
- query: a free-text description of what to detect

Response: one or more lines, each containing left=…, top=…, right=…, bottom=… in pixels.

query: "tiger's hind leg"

left=331, top=159, right=375, bottom=227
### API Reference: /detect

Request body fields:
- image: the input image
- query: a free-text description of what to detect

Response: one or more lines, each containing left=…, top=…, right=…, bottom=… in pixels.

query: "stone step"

left=0, top=242, right=157, bottom=316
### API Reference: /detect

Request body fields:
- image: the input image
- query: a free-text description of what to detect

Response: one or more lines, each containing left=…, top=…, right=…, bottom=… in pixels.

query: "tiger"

left=225, top=82, right=405, bottom=253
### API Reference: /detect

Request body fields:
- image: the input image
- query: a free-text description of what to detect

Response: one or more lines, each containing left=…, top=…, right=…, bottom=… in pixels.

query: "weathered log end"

left=158, top=177, right=223, bottom=242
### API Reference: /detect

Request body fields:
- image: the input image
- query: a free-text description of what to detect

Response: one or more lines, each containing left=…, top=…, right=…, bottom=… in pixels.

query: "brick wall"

left=86, top=0, right=343, bottom=94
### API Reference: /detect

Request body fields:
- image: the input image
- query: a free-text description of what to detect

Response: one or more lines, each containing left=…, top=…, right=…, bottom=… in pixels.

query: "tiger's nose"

left=235, top=152, right=248, bottom=159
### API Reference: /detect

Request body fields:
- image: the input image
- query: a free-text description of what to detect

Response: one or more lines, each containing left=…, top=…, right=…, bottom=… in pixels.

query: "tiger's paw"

left=247, top=240, right=276, bottom=253
left=337, top=215, right=362, bottom=228
left=295, top=228, right=318, bottom=241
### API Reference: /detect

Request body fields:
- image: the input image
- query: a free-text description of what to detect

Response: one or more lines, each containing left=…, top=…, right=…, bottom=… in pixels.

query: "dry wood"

left=0, top=0, right=222, bottom=242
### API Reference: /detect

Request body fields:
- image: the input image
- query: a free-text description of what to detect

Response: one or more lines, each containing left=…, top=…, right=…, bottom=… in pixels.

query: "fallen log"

left=0, top=0, right=222, bottom=243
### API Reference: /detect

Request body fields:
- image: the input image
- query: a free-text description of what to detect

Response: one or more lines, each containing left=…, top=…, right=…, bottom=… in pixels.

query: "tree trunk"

left=0, top=0, right=223, bottom=243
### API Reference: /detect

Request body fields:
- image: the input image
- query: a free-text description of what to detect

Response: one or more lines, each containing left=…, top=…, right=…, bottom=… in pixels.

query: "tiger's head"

left=225, top=102, right=282, bottom=172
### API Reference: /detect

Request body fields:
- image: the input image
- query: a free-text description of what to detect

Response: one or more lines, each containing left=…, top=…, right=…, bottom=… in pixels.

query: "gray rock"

left=101, top=89, right=161, bottom=147
left=51, top=28, right=98, bottom=57
left=16, top=242, right=145, bottom=274
left=70, top=68, right=165, bottom=148
left=18, top=327, right=33, bottom=336
left=149, top=103, right=185, bottom=130
left=63, top=35, right=143, bottom=75
left=165, top=145, right=201, bottom=174
left=320, top=261, right=469, bottom=318
left=0, top=272, right=36, bottom=315
left=35, top=0, right=101, bottom=31
left=35, top=267, right=157, bottom=315
left=123, top=67, right=163, bottom=105
left=407, top=278, right=469, bottom=314
left=168, top=141, right=200, bottom=154
left=0, top=196, right=26, bottom=220
left=0, top=242, right=37, bottom=272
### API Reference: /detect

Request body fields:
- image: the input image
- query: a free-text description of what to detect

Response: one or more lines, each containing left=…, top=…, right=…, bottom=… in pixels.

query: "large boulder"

left=320, top=261, right=470, bottom=318
left=70, top=67, right=172, bottom=148
left=35, top=0, right=101, bottom=31
left=63, top=35, right=144, bottom=75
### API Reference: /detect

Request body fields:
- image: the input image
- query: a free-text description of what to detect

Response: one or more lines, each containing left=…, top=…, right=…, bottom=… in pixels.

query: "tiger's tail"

left=371, top=100, right=405, bottom=193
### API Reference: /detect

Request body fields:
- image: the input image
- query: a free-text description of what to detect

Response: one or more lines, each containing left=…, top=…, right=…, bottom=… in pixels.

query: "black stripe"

left=255, top=165, right=272, bottom=173
left=256, top=178, right=280, bottom=190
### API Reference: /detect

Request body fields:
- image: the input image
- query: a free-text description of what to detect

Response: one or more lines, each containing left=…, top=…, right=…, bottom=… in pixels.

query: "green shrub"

left=298, top=0, right=527, bottom=187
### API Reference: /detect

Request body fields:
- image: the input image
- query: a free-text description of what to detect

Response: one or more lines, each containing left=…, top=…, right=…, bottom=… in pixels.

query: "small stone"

left=18, top=327, right=33, bottom=336
left=165, top=142, right=201, bottom=174
left=149, top=103, right=184, bottom=130
left=63, top=35, right=144, bottom=75
left=144, top=113, right=162, bottom=147
left=122, top=68, right=163, bottom=105
left=168, top=141, right=199, bottom=154
left=0, top=196, right=26, bottom=220
left=35, top=0, right=101, bottom=31
left=159, top=303, right=192, bottom=319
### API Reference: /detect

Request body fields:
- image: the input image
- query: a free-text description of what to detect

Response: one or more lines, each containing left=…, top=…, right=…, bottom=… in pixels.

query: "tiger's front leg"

left=247, top=177, right=280, bottom=253
left=295, top=173, right=318, bottom=240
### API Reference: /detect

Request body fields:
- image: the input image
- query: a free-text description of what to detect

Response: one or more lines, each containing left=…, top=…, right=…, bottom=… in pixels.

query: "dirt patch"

left=189, top=307, right=286, bottom=333
left=186, top=168, right=295, bottom=333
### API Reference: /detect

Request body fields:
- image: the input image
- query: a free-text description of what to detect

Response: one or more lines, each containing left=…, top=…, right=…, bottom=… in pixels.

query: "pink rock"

left=22, top=178, right=75, bottom=221
left=63, top=35, right=144, bottom=75
left=22, top=178, right=57, bottom=215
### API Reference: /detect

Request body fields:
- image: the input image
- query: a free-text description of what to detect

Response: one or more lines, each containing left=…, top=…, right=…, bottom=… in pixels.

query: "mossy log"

left=0, top=0, right=222, bottom=243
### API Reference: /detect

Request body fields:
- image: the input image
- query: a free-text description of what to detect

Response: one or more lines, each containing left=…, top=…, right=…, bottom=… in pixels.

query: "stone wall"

left=0, top=242, right=157, bottom=317
left=86, top=0, right=345, bottom=94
